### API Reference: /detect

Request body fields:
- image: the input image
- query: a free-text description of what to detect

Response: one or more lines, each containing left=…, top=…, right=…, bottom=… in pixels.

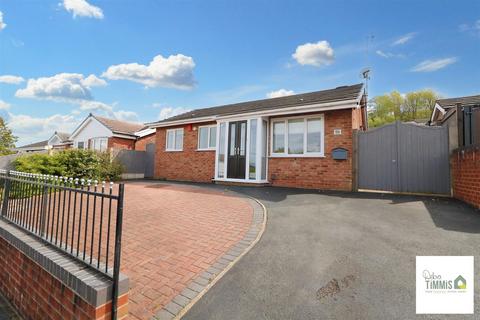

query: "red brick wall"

left=0, top=236, right=128, bottom=320
left=451, top=147, right=480, bottom=209
left=268, top=109, right=353, bottom=191
left=108, top=137, right=135, bottom=150
left=134, top=133, right=156, bottom=151
left=154, top=122, right=216, bottom=183
left=153, top=110, right=355, bottom=190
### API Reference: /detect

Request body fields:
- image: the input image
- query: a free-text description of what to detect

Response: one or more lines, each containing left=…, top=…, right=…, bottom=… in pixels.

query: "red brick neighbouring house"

left=69, top=113, right=144, bottom=152
left=147, top=83, right=367, bottom=191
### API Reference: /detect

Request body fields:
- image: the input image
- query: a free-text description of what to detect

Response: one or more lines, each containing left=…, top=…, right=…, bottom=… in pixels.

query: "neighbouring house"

left=430, top=94, right=480, bottom=152
left=134, top=127, right=156, bottom=151
left=146, top=83, right=367, bottom=191
left=434, top=94, right=480, bottom=209
left=15, top=140, right=49, bottom=153
left=69, top=113, right=144, bottom=152
left=47, top=131, right=72, bottom=150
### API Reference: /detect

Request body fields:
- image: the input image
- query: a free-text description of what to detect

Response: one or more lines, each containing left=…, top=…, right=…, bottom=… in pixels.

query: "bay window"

left=271, top=115, right=324, bottom=156
left=166, top=128, right=184, bottom=151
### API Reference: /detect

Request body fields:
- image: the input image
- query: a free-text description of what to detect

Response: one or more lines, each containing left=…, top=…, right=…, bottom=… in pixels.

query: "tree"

left=0, top=117, right=17, bottom=155
left=368, top=89, right=439, bottom=127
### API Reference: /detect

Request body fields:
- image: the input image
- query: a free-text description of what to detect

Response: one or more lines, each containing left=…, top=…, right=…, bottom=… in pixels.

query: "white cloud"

left=82, top=74, right=107, bottom=87
left=158, top=107, right=190, bottom=120
left=78, top=100, right=113, bottom=113
left=102, top=54, right=196, bottom=89
left=15, top=73, right=105, bottom=102
left=9, top=113, right=79, bottom=146
left=114, top=110, right=138, bottom=122
left=266, top=89, right=295, bottom=98
left=459, top=20, right=480, bottom=36
left=0, top=100, right=11, bottom=110
left=0, top=11, right=6, bottom=31
left=292, top=41, right=335, bottom=67
left=62, top=0, right=104, bottom=19
left=375, top=50, right=405, bottom=59
left=392, top=32, right=416, bottom=46
left=0, top=75, right=24, bottom=84
left=410, top=57, right=458, bottom=72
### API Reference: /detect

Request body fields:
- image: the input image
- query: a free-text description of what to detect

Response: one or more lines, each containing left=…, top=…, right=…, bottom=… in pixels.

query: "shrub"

left=13, top=149, right=124, bottom=181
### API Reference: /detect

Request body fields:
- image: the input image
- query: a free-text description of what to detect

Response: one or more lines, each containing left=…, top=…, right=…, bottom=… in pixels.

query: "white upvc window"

left=77, top=141, right=85, bottom=149
left=271, top=114, right=324, bottom=157
left=90, top=137, right=108, bottom=152
left=198, top=125, right=217, bottom=150
left=166, top=128, right=184, bottom=151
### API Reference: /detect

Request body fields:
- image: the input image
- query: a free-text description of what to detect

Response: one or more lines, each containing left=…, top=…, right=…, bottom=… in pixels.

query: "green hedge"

left=13, top=149, right=123, bottom=181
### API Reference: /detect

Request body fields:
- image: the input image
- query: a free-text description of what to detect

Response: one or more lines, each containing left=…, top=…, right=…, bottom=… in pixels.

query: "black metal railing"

left=0, top=170, right=125, bottom=320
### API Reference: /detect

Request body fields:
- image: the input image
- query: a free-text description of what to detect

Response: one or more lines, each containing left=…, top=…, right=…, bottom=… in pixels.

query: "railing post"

left=1, top=171, right=11, bottom=217
left=111, top=183, right=125, bottom=320
left=39, top=185, right=49, bottom=238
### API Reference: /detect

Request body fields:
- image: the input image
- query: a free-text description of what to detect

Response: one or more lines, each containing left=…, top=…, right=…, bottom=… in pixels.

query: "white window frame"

left=197, top=125, right=217, bottom=151
left=270, top=114, right=324, bottom=157
left=90, top=137, right=108, bottom=152
left=165, top=128, right=184, bottom=152
left=77, top=141, right=85, bottom=149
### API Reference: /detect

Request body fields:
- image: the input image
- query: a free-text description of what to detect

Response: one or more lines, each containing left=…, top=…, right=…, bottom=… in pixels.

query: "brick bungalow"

left=147, top=83, right=367, bottom=191
left=69, top=113, right=144, bottom=152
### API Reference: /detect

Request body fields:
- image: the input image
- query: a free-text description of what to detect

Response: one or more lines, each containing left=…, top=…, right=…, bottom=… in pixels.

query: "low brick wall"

left=0, top=220, right=129, bottom=320
left=451, top=146, right=480, bottom=209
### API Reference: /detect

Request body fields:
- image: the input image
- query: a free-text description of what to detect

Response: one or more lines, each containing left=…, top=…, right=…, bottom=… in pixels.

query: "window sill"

left=165, top=149, right=183, bottom=152
left=270, top=154, right=325, bottom=158
left=197, top=148, right=216, bottom=152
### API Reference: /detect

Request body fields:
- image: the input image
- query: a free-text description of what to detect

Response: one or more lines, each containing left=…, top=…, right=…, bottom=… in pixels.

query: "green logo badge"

left=454, top=275, right=466, bottom=289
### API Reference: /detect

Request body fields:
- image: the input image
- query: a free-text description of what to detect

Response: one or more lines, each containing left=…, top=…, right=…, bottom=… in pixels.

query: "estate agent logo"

left=416, top=256, right=474, bottom=314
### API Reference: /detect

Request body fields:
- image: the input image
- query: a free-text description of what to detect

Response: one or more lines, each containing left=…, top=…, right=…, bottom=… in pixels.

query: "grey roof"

left=54, top=131, right=70, bottom=142
left=17, top=140, right=48, bottom=149
left=151, top=83, right=364, bottom=124
left=93, top=115, right=144, bottom=135
left=436, top=94, right=480, bottom=108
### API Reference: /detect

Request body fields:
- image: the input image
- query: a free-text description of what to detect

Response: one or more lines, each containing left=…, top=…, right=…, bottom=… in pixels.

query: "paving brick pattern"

left=154, top=196, right=265, bottom=320
left=121, top=182, right=256, bottom=320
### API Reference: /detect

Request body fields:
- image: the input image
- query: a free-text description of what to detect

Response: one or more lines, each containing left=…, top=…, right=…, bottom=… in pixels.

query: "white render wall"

left=71, top=118, right=112, bottom=148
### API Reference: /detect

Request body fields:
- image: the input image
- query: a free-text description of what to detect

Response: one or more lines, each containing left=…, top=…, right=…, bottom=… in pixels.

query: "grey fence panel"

left=358, top=121, right=450, bottom=195
left=358, top=123, right=399, bottom=192
left=145, top=143, right=155, bottom=178
left=114, top=150, right=146, bottom=178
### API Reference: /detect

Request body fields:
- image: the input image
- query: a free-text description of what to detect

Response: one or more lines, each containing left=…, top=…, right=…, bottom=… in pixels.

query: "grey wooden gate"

left=357, top=121, right=450, bottom=195
left=145, top=143, right=155, bottom=178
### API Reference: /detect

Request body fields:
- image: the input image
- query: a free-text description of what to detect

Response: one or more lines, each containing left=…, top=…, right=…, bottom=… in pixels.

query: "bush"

left=13, top=149, right=124, bottom=181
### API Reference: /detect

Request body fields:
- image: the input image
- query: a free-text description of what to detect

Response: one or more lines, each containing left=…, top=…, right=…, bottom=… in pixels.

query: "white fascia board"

left=135, top=128, right=156, bottom=137
left=112, top=133, right=138, bottom=140
left=430, top=103, right=446, bottom=122
left=215, top=100, right=358, bottom=121
left=149, top=99, right=359, bottom=128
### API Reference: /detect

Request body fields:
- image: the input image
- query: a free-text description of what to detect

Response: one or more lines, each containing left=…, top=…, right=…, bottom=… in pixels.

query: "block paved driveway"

left=183, top=187, right=480, bottom=320
left=120, top=181, right=253, bottom=319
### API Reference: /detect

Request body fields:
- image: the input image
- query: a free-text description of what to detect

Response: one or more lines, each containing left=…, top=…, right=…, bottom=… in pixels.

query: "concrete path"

left=183, top=187, right=480, bottom=320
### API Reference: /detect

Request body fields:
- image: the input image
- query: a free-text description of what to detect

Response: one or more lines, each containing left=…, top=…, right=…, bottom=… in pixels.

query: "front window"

left=272, top=121, right=285, bottom=153
left=77, top=141, right=84, bottom=149
left=198, top=125, right=217, bottom=150
left=90, top=137, right=108, bottom=152
left=166, top=128, right=184, bottom=151
left=271, top=115, right=324, bottom=156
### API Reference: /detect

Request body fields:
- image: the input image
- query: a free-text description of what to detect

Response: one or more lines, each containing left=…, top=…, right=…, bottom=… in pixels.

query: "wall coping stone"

left=0, top=219, right=129, bottom=307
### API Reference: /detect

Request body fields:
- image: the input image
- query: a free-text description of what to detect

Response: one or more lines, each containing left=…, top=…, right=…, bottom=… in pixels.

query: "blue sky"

left=0, top=0, right=479, bottom=145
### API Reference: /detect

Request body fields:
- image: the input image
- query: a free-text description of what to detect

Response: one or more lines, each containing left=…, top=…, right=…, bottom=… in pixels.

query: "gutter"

left=146, top=99, right=360, bottom=128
